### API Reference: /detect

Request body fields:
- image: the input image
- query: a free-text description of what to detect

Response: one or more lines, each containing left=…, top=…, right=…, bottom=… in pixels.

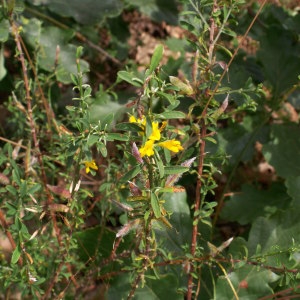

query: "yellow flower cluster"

left=129, top=115, right=183, bottom=157
left=84, top=160, right=98, bottom=174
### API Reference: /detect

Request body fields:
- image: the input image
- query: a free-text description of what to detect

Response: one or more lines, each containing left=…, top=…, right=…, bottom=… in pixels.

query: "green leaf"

left=263, top=124, right=300, bottom=178
left=215, top=265, right=279, bottom=300
left=115, top=122, right=142, bottom=132
left=156, top=91, right=176, bottom=105
left=119, top=165, right=142, bottom=183
left=125, top=0, right=179, bottom=25
left=23, top=25, right=89, bottom=84
left=6, top=185, right=17, bottom=196
left=87, top=135, right=99, bottom=146
left=101, top=113, right=114, bottom=130
left=154, top=152, right=164, bottom=179
left=97, top=142, right=107, bottom=157
left=158, top=111, right=186, bottom=119
left=286, top=176, right=300, bottom=207
left=151, top=192, right=161, bottom=218
left=155, top=192, right=195, bottom=263
left=28, top=183, right=41, bottom=195
left=149, top=44, right=164, bottom=73
left=89, top=99, right=128, bottom=131
left=257, top=25, right=300, bottom=96
left=245, top=209, right=300, bottom=272
left=12, top=169, right=21, bottom=186
left=0, top=46, right=7, bottom=81
left=106, top=273, right=183, bottom=299
left=11, top=244, right=21, bottom=264
left=117, top=71, right=143, bottom=87
left=5, top=202, right=17, bottom=215
left=169, top=76, right=194, bottom=95
left=73, top=226, right=116, bottom=262
left=214, top=117, right=269, bottom=166
left=20, top=181, right=27, bottom=198
left=39, top=0, right=123, bottom=25
left=164, top=166, right=189, bottom=175
left=0, top=19, right=9, bottom=42
left=221, top=183, right=291, bottom=225
left=106, top=133, right=129, bottom=141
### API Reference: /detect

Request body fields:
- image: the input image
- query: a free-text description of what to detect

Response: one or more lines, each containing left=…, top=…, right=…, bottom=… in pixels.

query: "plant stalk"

left=187, top=118, right=207, bottom=300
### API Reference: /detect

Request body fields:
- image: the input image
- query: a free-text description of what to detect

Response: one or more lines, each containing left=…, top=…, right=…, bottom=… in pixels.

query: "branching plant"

left=0, top=0, right=299, bottom=299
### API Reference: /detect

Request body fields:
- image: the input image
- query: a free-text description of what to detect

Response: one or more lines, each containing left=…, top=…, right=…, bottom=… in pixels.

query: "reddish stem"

left=0, top=208, right=23, bottom=266
left=186, top=119, right=207, bottom=300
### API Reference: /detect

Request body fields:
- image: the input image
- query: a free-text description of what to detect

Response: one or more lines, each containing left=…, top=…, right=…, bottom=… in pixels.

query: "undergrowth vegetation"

left=0, top=0, right=300, bottom=299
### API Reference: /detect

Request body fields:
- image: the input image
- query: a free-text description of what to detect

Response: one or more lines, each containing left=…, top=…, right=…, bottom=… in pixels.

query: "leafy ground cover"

left=0, top=0, right=300, bottom=299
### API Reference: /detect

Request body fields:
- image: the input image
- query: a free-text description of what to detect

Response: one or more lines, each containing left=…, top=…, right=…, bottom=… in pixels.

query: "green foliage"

left=0, top=0, right=299, bottom=299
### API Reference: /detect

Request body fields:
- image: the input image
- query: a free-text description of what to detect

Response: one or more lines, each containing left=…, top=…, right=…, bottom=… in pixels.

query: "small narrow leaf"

left=117, top=71, right=143, bottom=87
left=119, top=165, right=142, bottom=183
left=106, top=133, right=128, bottom=141
left=164, top=166, right=189, bottom=175
left=158, top=111, right=186, bottom=119
left=0, top=46, right=7, bottom=81
left=11, top=245, right=21, bottom=264
left=98, top=142, right=107, bottom=157
left=149, top=44, right=164, bottom=73
left=115, top=122, right=143, bottom=132
left=169, top=76, right=194, bottom=95
left=151, top=192, right=161, bottom=218
left=154, top=152, right=164, bottom=179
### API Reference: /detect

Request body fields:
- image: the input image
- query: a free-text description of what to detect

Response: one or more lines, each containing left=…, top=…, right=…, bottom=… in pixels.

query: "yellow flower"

left=129, top=115, right=146, bottom=126
left=84, top=160, right=98, bottom=174
left=139, top=140, right=155, bottom=157
left=149, top=122, right=161, bottom=141
left=129, top=115, right=138, bottom=123
left=129, top=115, right=146, bottom=135
left=158, top=139, right=184, bottom=153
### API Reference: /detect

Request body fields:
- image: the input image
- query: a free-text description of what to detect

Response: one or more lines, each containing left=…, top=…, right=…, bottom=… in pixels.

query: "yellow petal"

left=149, top=122, right=161, bottom=141
left=139, top=140, right=155, bottom=157
left=158, top=139, right=184, bottom=153
left=129, top=115, right=137, bottom=123
left=84, top=160, right=98, bottom=174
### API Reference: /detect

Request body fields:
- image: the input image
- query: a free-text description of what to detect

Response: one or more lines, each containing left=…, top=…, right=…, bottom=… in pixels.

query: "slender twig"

left=258, top=284, right=300, bottom=300
left=12, top=23, right=67, bottom=295
left=127, top=273, right=143, bottom=300
left=208, top=0, right=218, bottom=64
left=96, top=254, right=300, bottom=282
left=201, top=0, right=268, bottom=119
left=42, top=260, right=64, bottom=300
left=18, top=35, right=59, bottom=133
left=188, top=0, right=209, bottom=28
left=187, top=1, right=217, bottom=297
left=12, top=23, right=60, bottom=232
left=186, top=120, right=207, bottom=300
left=0, top=208, right=23, bottom=266
left=216, top=261, right=239, bottom=300
left=0, top=136, right=28, bottom=150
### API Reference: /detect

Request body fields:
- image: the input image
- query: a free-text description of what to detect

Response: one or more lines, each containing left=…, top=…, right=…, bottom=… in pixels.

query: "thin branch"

left=0, top=208, right=23, bottom=266
left=258, top=284, right=300, bottom=300
left=186, top=119, right=207, bottom=300
left=18, top=35, right=59, bottom=133
left=201, top=0, right=268, bottom=119
left=187, top=0, right=217, bottom=297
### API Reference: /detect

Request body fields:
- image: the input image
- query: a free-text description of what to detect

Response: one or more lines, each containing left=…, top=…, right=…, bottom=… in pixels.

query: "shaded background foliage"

left=0, top=0, right=300, bottom=299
